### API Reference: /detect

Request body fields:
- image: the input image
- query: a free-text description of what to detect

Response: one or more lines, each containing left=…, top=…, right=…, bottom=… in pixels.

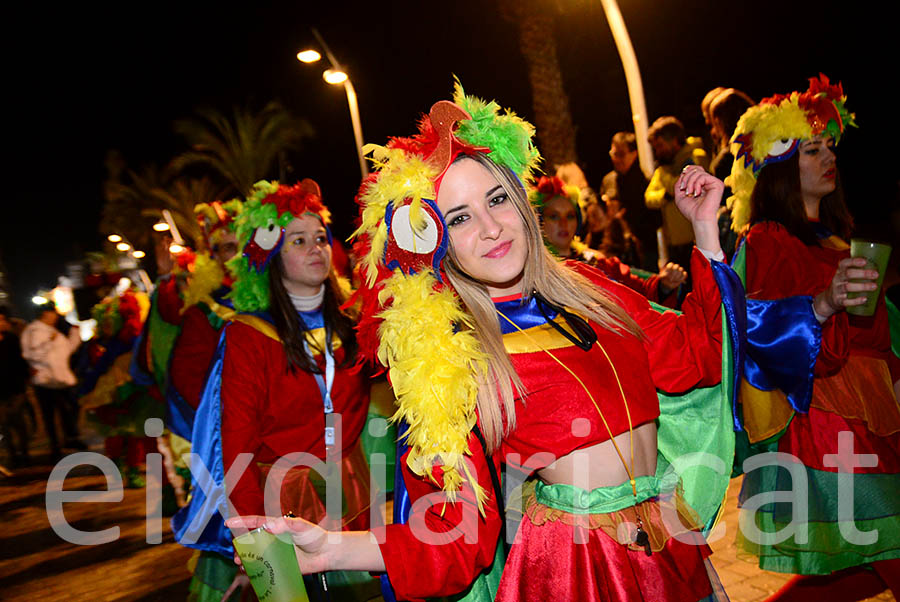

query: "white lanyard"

left=303, top=332, right=336, bottom=447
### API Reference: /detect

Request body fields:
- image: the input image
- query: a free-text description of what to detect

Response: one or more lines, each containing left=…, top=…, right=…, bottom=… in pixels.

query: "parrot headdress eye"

left=243, top=219, right=285, bottom=273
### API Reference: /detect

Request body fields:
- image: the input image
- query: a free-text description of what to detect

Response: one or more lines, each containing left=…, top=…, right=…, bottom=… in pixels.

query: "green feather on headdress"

left=453, top=81, right=541, bottom=185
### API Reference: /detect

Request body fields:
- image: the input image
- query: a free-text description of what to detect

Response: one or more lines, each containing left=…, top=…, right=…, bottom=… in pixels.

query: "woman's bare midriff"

left=536, top=422, right=658, bottom=490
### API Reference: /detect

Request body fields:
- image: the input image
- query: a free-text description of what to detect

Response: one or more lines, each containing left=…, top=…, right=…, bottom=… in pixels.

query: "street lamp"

left=132, top=250, right=146, bottom=259
left=599, top=0, right=653, bottom=179
left=108, top=234, right=123, bottom=243
left=297, top=29, right=368, bottom=180
left=153, top=221, right=170, bottom=232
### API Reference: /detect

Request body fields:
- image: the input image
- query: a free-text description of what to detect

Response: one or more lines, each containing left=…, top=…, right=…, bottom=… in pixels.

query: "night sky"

left=5, top=0, right=897, bottom=313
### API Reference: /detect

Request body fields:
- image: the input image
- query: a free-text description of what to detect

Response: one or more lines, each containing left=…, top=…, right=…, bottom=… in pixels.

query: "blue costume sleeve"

left=731, top=239, right=820, bottom=421
left=744, top=297, right=820, bottom=414
left=170, top=326, right=233, bottom=557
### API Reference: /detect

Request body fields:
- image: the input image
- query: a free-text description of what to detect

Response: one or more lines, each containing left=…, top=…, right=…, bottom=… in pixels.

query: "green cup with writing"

left=847, top=239, right=891, bottom=317
left=233, top=527, right=308, bottom=602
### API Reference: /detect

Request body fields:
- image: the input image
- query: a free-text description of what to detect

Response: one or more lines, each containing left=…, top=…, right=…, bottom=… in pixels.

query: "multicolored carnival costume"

left=79, top=289, right=158, bottom=488
left=167, top=199, right=242, bottom=442
left=726, top=75, right=900, bottom=575
left=350, top=81, right=747, bottom=602
left=172, top=180, right=378, bottom=601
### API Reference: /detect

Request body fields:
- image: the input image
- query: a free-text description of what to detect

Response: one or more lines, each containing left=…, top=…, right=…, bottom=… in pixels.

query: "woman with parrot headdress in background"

left=725, top=75, right=899, bottom=600
left=172, top=179, right=379, bottom=601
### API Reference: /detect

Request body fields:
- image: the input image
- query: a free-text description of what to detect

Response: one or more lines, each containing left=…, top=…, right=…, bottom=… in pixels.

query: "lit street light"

left=323, top=69, right=348, bottom=85
left=107, top=234, right=122, bottom=243
left=32, top=295, right=48, bottom=305
left=116, top=242, right=131, bottom=252
left=296, top=50, right=321, bottom=63
left=153, top=221, right=170, bottom=232
left=297, top=28, right=368, bottom=180
left=169, top=243, right=185, bottom=254
left=132, top=250, right=146, bottom=259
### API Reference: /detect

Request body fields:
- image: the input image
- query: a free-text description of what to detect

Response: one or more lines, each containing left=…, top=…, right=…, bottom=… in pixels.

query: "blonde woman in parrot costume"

left=726, top=75, right=899, bottom=601
left=227, top=83, right=750, bottom=602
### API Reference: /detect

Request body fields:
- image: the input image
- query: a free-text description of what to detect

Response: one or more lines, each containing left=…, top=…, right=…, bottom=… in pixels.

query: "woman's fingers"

left=844, top=267, right=879, bottom=282
left=225, top=515, right=269, bottom=535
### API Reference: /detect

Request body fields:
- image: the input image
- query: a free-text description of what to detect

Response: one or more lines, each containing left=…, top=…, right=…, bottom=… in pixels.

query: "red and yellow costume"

left=377, top=249, right=726, bottom=602
left=736, top=222, right=900, bottom=574
left=725, top=76, right=900, bottom=584
left=350, top=83, right=743, bottom=602
left=221, top=314, right=371, bottom=526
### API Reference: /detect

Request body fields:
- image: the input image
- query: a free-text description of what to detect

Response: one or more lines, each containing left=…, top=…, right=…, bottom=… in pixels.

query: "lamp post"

left=599, top=0, right=653, bottom=179
left=298, top=29, right=368, bottom=180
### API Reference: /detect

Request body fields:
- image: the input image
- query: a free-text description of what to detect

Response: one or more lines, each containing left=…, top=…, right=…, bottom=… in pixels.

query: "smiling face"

left=279, top=214, right=332, bottom=296
left=541, top=195, right=578, bottom=255
left=798, top=136, right=837, bottom=211
left=436, top=158, right=527, bottom=297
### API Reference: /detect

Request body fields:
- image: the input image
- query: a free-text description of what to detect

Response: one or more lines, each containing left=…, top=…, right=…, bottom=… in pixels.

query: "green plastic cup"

left=233, top=527, right=309, bottom=602
left=847, top=239, right=891, bottom=317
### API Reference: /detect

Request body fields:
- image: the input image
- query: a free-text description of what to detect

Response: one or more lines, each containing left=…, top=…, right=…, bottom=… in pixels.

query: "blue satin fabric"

left=709, top=260, right=748, bottom=430
left=298, top=308, right=324, bottom=330
left=729, top=238, right=821, bottom=424
left=164, top=288, right=233, bottom=442
left=171, top=327, right=233, bottom=557
left=165, top=382, right=196, bottom=442
left=379, top=420, right=411, bottom=602
left=494, top=296, right=558, bottom=334
left=744, top=296, right=820, bottom=414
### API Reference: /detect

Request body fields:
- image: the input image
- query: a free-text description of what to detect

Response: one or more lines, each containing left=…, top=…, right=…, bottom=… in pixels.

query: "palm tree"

left=141, top=176, right=227, bottom=252
left=499, top=0, right=579, bottom=170
left=173, top=102, right=313, bottom=196
left=100, top=154, right=172, bottom=253
left=101, top=154, right=227, bottom=254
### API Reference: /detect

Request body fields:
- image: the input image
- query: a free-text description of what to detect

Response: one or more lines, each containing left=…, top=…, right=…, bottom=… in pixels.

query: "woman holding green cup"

left=725, top=75, right=899, bottom=599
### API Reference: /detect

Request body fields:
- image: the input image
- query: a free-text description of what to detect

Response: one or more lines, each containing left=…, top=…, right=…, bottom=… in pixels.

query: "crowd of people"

left=1, top=74, right=898, bottom=602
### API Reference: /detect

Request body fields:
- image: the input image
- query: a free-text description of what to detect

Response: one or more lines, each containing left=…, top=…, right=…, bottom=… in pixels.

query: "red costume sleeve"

left=221, top=322, right=268, bottom=517
left=378, top=431, right=502, bottom=601
left=744, top=222, right=849, bottom=376
left=156, top=276, right=184, bottom=324
left=589, top=255, right=680, bottom=308
left=571, top=247, right=723, bottom=393
left=170, top=306, right=220, bottom=409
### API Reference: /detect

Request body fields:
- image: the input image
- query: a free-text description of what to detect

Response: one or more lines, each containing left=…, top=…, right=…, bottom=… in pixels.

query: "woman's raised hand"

left=226, top=515, right=331, bottom=574
left=674, top=166, right=725, bottom=257
left=674, top=166, right=724, bottom=225
left=813, top=257, right=879, bottom=320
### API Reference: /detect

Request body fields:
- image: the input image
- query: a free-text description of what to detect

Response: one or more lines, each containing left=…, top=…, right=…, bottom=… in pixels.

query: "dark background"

left=4, top=0, right=897, bottom=314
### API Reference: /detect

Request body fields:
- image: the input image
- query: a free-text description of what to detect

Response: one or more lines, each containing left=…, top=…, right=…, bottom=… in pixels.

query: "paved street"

left=1, top=418, right=895, bottom=601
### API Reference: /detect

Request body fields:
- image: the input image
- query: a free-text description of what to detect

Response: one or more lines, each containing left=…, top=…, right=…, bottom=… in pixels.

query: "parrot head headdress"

left=183, top=199, right=244, bottom=310
left=228, top=179, right=331, bottom=312
left=726, top=73, right=856, bottom=232
left=351, top=80, right=540, bottom=508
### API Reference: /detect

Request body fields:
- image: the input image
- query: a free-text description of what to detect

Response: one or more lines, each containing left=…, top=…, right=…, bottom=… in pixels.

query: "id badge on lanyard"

left=304, top=331, right=336, bottom=450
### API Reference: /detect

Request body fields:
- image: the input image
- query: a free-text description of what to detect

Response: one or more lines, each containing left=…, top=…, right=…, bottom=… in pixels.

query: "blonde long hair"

left=443, top=154, right=642, bottom=452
